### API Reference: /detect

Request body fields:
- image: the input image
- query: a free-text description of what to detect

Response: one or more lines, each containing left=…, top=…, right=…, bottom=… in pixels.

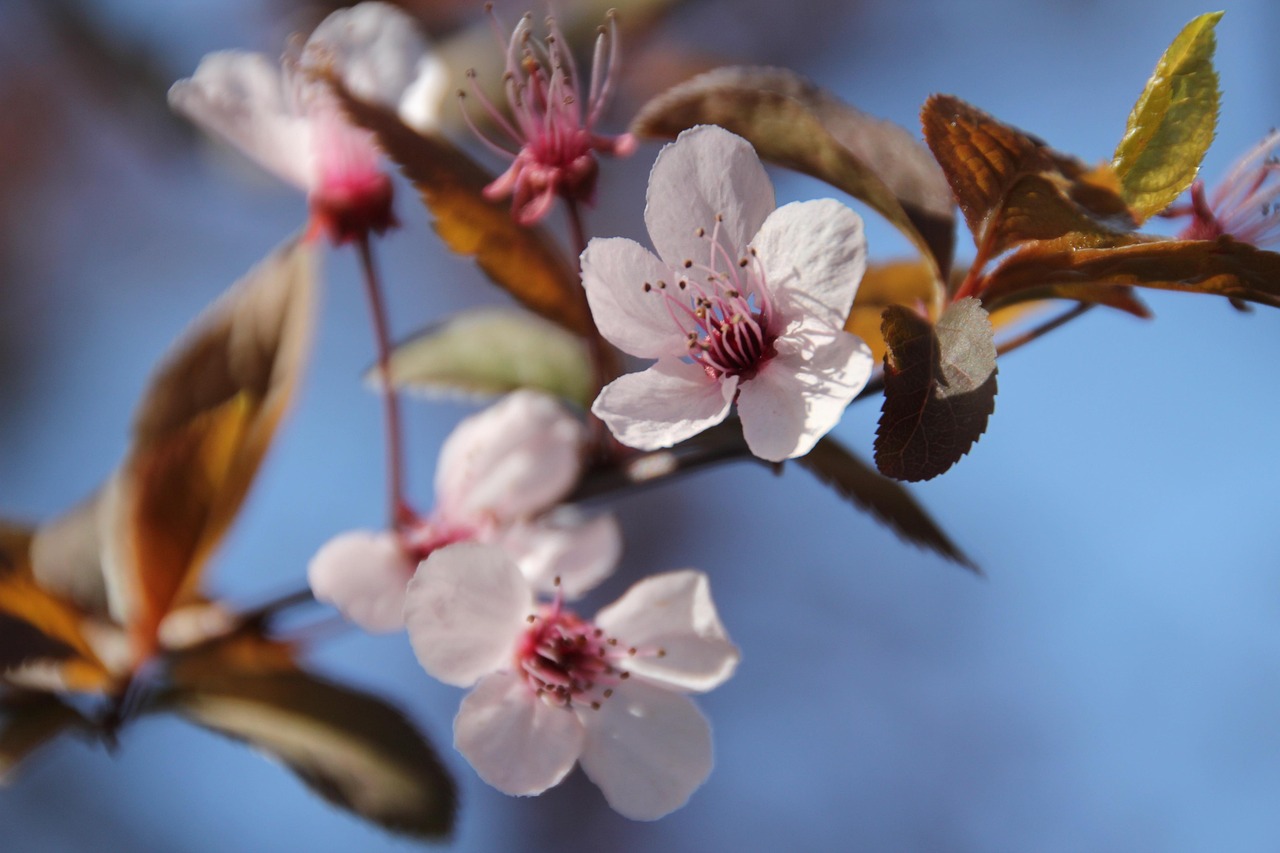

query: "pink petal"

left=580, top=237, right=688, bottom=359
left=434, top=391, right=584, bottom=524
left=736, top=321, right=874, bottom=461
left=751, top=199, right=868, bottom=328
left=578, top=679, right=714, bottom=820
left=455, top=671, right=584, bottom=796
left=404, top=543, right=533, bottom=687
left=304, top=1, right=449, bottom=132
left=593, top=571, right=739, bottom=692
left=307, top=530, right=412, bottom=633
left=168, top=51, right=314, bottom=191
left=592, top=358, right=736, bottom=451
left=643, top=125, right=775, bottom=272
left=496, top=509, right=623, bottom=599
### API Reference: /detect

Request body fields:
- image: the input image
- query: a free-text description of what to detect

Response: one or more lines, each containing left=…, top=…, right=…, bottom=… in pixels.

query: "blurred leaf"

left=1113, top=12, right=1222, bottom=221
left=983, top=238, right=1280, bottom=311
left=161, top=667, right=456, bottom=839
left=105, top=237, right=316, bottom=654
left=0, top=525, right=114, bottom=692
left=372, top=307, right=593, bottom=407
left=875, top=298, right=997, bottom=482
left=30, top=491, right=109, bottom=617
left=921, top=95, right=1139, bottom=260
left=0, top=691, right=92, bottom=783
left=846, top=260, right=942, bottom=364
left=797, top=437, right=978, bottom=572
left=327, top=84, right=593, bottom=336
left=632, top=65, right=956, bottom=286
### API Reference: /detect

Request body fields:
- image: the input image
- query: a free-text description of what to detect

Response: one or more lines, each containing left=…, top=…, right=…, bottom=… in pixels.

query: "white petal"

left=592, top=358, right=736, bottom=451
left=304, top=1, right=449, bottom=132
left=594, top=570, right=739, bottom=692
left=580, top=237, right=688, bottom=359
left=751, top=199, right=867, bottom=328
left=306, top=530, right=411, bottom=633
left=434, top=391, right=585, bottom=523
left=578, top=679, right=714, bottom=821
left=455, top=671, right=584, bottom=796
left=736, top=322, right=874, bottom=461
left=169, top=51, right=314, bottom=190
left=644, top=125, right=775, bottom=271
left=496, top=509, right=622, bottom=599
left=404, top=543, right=533, bottom=687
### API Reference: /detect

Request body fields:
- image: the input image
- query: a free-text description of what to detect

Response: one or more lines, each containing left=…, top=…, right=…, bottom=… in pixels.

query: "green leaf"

left=797, top=437, right=978, bottom=572
left=371, top=307, right=593, bottom=408
left=632, top=65, right=956, bottom=288
left=160, top=669, right=456, bottom=839
left=1113, top=12, right=1223, bottom=221
left=875, top=298, right=998, bottom=482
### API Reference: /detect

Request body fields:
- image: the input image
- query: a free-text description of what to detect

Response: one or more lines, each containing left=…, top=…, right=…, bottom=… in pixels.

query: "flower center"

left=647, top=219, right=778, bottom=380
left=515, top=596, right=662, bottom=710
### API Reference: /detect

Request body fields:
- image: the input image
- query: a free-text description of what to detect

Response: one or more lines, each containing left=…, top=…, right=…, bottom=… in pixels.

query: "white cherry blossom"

left=404, top=542, right=739, bottom=820
left=308, top=391, right=620, bottom=632
left=581, top=124, right=874, bottom=461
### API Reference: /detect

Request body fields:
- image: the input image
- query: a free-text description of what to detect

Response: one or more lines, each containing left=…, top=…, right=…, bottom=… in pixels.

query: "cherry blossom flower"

left=1176, top=130, right=1280, bottom=248
left=462, top=9, right=637, bottom=225
left=308, top=391, right=620, bottom=632
left=581, top=124, right=873, bottom=462
left=404, top=542, right=739, bottom=820
left=167, top=2, right=452, bottom=245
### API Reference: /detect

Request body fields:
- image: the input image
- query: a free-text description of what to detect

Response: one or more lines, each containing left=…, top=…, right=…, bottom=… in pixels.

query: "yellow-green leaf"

left=1112, top=12, right=1223, bottom=221
left=371, top=307, right=593, bottom=408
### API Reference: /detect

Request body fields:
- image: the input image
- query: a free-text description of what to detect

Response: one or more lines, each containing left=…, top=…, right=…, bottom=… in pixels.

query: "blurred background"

left=3, top=0, right=1280, bottom=850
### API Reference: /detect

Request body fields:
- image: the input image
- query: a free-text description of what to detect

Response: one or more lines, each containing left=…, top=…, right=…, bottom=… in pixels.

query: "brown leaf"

left=846, top=260, right=943, bottom=364
left=0, top=691, right=92, bottom=783
left=983, top=238, right=1280, bottom=312
left=796, top=436, right=978, bottom=572
left=632, top=65, right=956, bottom=285
left=327, top=83, right=593, bottom=336
left=921, top=95, right=1139, bottom=260
left=105, top=236, right=316, bottom=654
left=162, top=665, right=456, bottom=839
left=29, top=491, right=109, bottom=617
left=875, top=298, right=998, bottom=482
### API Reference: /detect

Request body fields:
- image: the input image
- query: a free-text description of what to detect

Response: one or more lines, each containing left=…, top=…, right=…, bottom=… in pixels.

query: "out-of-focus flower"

left=1177, top=130, right=1280, bottom=249
left=404, top=542, right=739, bottom=820
left=308, top=391, right=620, bottom=632
left=168, top=14, right=406, bottom=244
left=463, top=9, right=637, bottom=225
left=581, top=125, right=873, bottom=462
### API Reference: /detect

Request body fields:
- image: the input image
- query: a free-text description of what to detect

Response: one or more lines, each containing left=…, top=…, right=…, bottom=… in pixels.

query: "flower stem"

left=355, top=235, right=415, bottom=528
left=995, top=302, right=1094, bottom=357
left=564, top=198, right=620, bottom=459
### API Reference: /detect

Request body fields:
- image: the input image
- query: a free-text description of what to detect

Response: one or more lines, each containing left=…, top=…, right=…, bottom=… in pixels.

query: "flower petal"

left=592, top=358, right=736, bottom=451
left=496, top=509, right=622, bottom=599
left=644, top=125, right=775, bottom=271
left=434, top=391, right=584, bottom=524
left=455, top=670, right=584, bottom=796
left=594, top=570, right=739, bottom=692
left=751, top=198, right=867, bottom=328
left=580, top=237, right=688, bottom=359
left=404, top=543, right=533, bottom=687
left=304, top=1, right=450, bottom=132
left=736, top=321, right=874, bottom=461
left=578, top=679, right=714, bottom=820
left=307, top=530, right=412, bottom=633
left=169, top=51, right=314, bottom=190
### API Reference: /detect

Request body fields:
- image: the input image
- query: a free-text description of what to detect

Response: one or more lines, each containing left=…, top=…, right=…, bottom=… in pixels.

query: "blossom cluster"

left=167, top=0, right=872, bottom=825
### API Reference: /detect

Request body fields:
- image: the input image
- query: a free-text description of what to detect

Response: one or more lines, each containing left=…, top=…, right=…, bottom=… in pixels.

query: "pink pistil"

left=1177, top=131, right=1280, bottom=249
left=462, top=8, right=636, bottom=226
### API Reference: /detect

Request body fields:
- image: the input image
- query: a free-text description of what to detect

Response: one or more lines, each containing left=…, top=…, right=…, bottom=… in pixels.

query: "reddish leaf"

left=875, top=298, right=998, bottom=482
left=797, top=436, right=978, bottom=572
left=983, top=238, right=1280, bottom=312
